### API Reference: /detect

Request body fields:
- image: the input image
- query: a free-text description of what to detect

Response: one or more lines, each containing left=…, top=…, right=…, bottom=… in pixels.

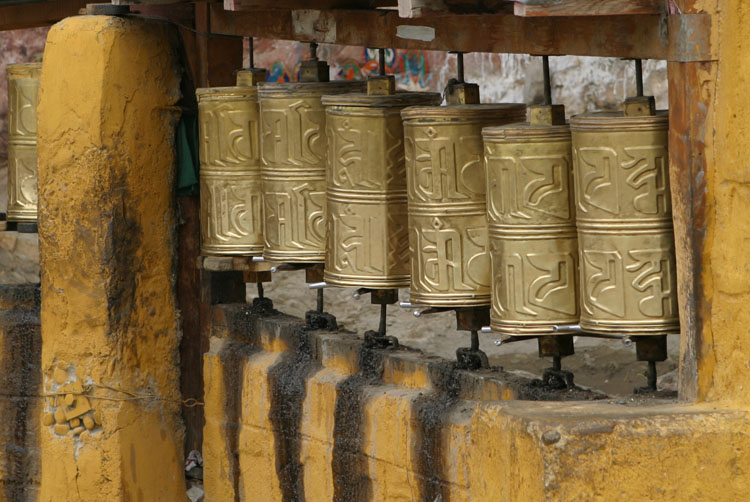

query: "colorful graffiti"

left=253, top=40, right=433, bottom=91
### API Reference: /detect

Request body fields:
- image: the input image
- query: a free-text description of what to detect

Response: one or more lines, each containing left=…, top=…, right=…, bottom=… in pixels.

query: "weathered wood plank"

left=0, top=0, right=88, bottom=31
left=513, top=0, right=664, bottom=17
left=225, top=0, right=395, bottom=10
left=398, top=0, right=511, bottom=17
left=209, top=5, right=669, bottom=59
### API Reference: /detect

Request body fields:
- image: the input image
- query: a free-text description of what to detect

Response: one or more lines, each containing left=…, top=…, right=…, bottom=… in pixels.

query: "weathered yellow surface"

left=300, top=367, right=346, bottom=502
left=690, top=0, right=750, bottom=404
left=36, top=15, right=184, bottom=501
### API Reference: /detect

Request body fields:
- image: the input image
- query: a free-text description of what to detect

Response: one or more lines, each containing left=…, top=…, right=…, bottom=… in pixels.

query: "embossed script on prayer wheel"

left=7, top=63, right=41, bottom=223
left=571, top=112, right=678, bottom=335
left=403, top=104, right=526, bottom=307
left=197, top=85, right=263, bottom=256
left=259, top=81, right=365, bottom=263
left=483, top=123, right=579, bottom=334
left=321, top=91, right=441, bottom=288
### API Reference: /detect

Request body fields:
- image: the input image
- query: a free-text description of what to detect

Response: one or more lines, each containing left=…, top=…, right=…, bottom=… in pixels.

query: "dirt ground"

left=253, top=270, right=680, bottom=399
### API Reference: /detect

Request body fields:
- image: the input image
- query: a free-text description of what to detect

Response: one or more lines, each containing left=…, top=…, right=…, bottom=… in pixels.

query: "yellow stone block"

left=37, top=15, right=184, bottom=501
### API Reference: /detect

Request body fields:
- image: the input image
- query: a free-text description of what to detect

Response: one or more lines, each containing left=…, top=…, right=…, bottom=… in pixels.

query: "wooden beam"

left=0, top=0, right=88, bottom=31
left=398, top=0, right=511, bottom=17
left=209, top=5, right=669, bottom=59
left=513, top=0, right=665, bottom=17
left=224, top=0, right=395, bottom=10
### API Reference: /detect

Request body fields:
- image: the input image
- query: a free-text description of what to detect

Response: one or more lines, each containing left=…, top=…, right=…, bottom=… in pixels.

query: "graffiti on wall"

left=254, top=40, right=433, bottom=91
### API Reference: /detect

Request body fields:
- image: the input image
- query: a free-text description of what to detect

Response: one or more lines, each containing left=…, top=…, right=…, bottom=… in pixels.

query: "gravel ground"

left=251, top=270, right=680, bottom=398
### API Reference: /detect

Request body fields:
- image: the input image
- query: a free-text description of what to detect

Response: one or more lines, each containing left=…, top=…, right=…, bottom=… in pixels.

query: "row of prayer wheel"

left=193, top=55, right=679, bottom=340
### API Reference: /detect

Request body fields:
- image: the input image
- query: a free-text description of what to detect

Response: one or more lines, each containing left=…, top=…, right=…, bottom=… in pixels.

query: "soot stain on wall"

left=268, top=326, right=317, bottom=502
left=413, top=362, right=461, bottom=502
left=331, top=344, right=386, bottom=502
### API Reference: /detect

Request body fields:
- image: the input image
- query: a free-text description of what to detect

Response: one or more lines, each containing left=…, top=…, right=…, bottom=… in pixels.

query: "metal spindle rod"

left=647, top=360, right=657, bottom=390
left=456, top=52, right=465, bottom=83
left=470, top=330, right=479, bottom=352
left=552, top=355, right=562, bottom=372
left=310, top=42, right=319, bottom=61
left=378, top=304, right=387, bottom=335
left=249, top=37, right=254, bottom=69
left=379, top=48, right=386, bottom=76
left=317, top=288, right=324, bottom=313
left=635, top=58, right=644, bottom=97
left=542, top=55, right=552, bottom=106
left=257, top=281, right=264, bottom=299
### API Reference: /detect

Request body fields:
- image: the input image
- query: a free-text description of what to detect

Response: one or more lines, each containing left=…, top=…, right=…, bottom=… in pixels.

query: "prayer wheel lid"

left=321, top=91, right=441, bottom=108
left=195, top=86, right=257, bottom=101
left=401, top=103, right=526, bottom=121
left=7, top=62, right=42, bottom=78
left=483, top=122, right=571, bottom=141
left=569, top=110, right=668, bottom=131
left=258, top=80, right=365, bottom=97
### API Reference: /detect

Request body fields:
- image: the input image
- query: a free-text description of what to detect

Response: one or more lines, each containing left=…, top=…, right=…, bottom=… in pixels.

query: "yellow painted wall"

left=203, top=305, right=750, bottom=502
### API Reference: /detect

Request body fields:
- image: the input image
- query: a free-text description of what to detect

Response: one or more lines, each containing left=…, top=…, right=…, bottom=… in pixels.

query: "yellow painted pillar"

left=669, top=0, right=750, bottom=403
left=36, top=16, right=185, bottom=501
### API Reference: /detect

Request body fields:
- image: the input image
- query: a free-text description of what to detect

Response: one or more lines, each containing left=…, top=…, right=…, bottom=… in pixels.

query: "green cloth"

left=176, top=111, right=199, bottom=196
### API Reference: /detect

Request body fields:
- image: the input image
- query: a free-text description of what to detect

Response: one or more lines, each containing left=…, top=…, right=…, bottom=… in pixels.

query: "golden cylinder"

left=570, top=111, right=678, bottom=335
left=197, top=86, right=263, bottom=256
left=7, top=63, right=41, bottom=223
left=259, top=81, right=365, bottom=263
left=321, top=91, right=442, bottom=288
left=403, top=104, right=526, bottom=307
left=483, top=123, right=579, bottom=334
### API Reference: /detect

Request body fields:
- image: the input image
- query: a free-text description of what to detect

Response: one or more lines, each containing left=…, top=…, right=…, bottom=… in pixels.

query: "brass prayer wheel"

left=403, top=103, right=526, bottom=307
left=258, top=80, right=365, bottom=263
left=321, top=87, right=441, bottom=288
left=197, top=70, right=264, bottom=256
left=7, top=63, right=41, bottom=223
left=570, top=111, right=678, bottom=335
left=483, top=114, right=579, bottom=334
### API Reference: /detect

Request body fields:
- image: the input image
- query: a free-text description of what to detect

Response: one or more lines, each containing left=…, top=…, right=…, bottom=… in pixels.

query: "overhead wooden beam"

left=209, top=5, right=669, bottom=59
left=398, top=0, right=512, bottom=17
left=0, top=0, right=88, bottom=31
left=224, top=0, right=396, bottom=10
left=513, top=0, right=665, bottom=17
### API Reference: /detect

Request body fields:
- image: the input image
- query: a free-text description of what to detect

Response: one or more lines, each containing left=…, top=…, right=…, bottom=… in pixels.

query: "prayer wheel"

left=197, top=69, right=266, bottom=256
left=403, top=101, right=526, bottom=307
left=570, top=110, right=678, bottom=335
left=483, top=105, right=579, bottom=334
left=322, top=82, right=441, bottom=288
left=7, top=63, right=41, bottom=223
left=259, top=80, right=365, bottom=263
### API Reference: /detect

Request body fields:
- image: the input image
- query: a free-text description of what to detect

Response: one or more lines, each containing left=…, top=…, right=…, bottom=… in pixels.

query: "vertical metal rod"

left=249, top=37, right=254, bottom=69
left=378, top=303, right=387, bottom=335
left=317, top=288, right=324, bottom=313
left=257, top=281, right=264, bottom=299
left=647, top=360, right=657, bottom=390
left=378, top=48, right=386, bottom=76
left=542, top=55, right=552, bottom=106
left=456, top=52, right=465, bottom=83
left=470, top=330, right=479, bottom=351
left=635, top=58, right=644, bottom=97
left=310, top=41, right=318, bottom=61
left=552, top=355, right=562, bottom=372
